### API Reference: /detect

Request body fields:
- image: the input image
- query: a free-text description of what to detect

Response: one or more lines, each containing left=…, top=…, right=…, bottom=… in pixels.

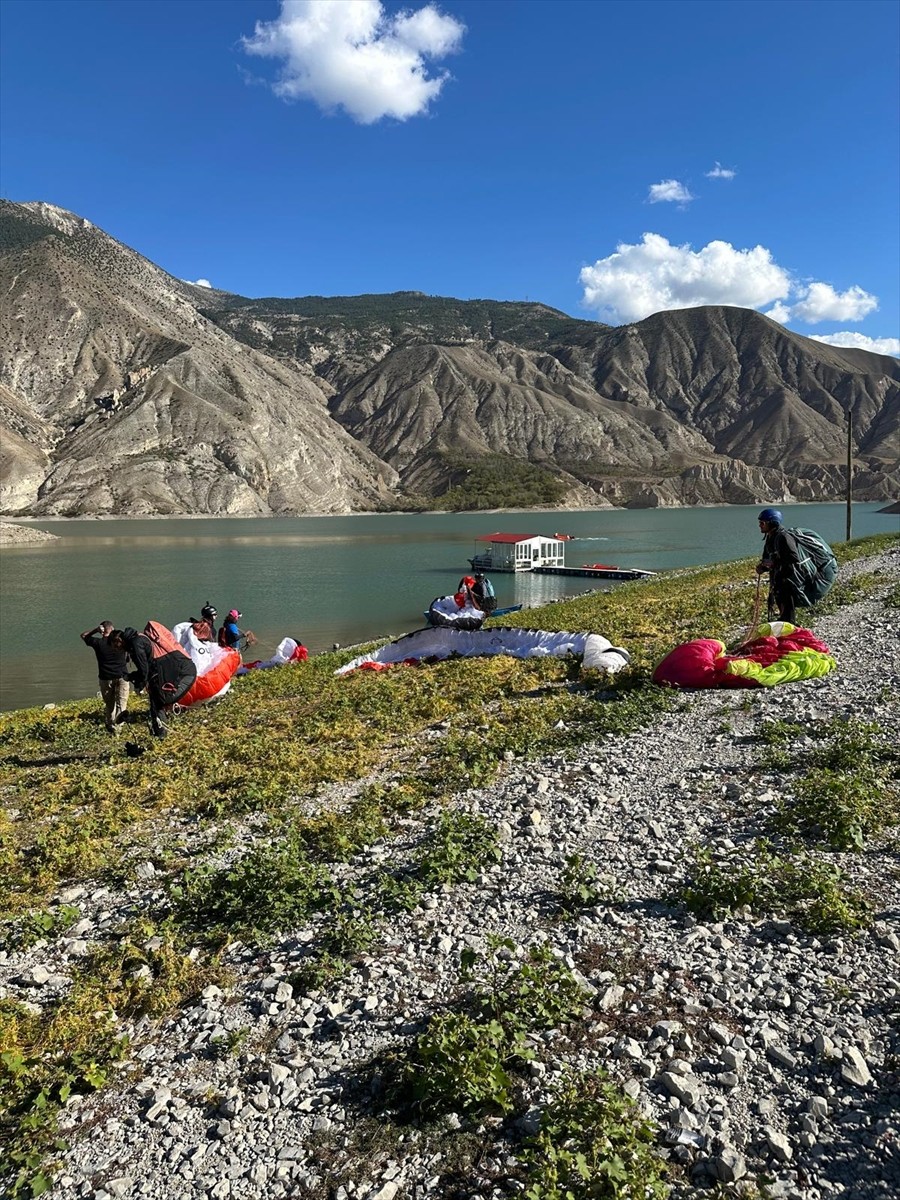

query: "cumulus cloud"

left=790, top=282, right=878, bottom=323
left=764, top=301, right=793, bottom=324
left=647, top=179, right=693, bottom=204
left=242, top=0, right=465, bottom=124
left=580, top=233, right=881, bottom=327
left=187, top=278, right=213, bottom=289
left=580, top=233, right=791, bottom=323
left=705, top=162, right=736, bottom=179
left=810, top=332, right=900, bottom=357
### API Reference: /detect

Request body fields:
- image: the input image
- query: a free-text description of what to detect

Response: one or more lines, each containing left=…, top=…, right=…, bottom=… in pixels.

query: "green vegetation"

left=758, top=717, right=900, bottom=850
left=0, top=904, right=79, bottom=952
left=394, top=937, right=588, bottom=1116
left=429, top=453, right=568, bottom=512
left=556, top=854, right=618, bottom=912
left=0, top=530, right=894, bottom=1195
left=3, top=533, right=892, bottom=919
left=211, top=291, right=595, bottom=348
left=679, top=842, right=871, bottom=935
left=0, top=919, right=222, bottom=1198
left=414, top=809, right=500, bottom=886
left=170, top=831, right=341, bottom=941
left=521, top=1070, right=668, bottom=1200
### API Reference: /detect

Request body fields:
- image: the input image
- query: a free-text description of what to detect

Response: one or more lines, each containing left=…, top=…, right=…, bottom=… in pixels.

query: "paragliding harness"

left=217, top=624, right=257, bottom=652
left=769, top=527, right=837, bottom=614
left=141, top=621, right=198, bottom=737
left=788, top=528, right=837, bottom=597
left=476, top=577, right=497, bottom=614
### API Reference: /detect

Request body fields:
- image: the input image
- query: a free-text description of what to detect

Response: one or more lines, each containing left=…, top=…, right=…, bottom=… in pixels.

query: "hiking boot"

left=149, top=711, right=168, bottom=739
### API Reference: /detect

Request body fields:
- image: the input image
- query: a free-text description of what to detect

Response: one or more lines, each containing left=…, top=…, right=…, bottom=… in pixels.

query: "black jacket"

left=123, top=627, right=196, bottom=705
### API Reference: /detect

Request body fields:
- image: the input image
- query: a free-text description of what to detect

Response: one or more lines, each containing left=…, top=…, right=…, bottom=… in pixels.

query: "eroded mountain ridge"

left=1, top=200, right=897, bottom=516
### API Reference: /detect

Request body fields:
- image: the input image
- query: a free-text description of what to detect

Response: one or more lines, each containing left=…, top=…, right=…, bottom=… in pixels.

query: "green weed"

left=415, top=810, right=500, bottom=887
left=557, top=855, right=618, bottom=912
left=392, top=937, right=588, bottom=1118
left=170, top=831, right=340, bottom=941
left=209, top=1027, right=250, bottom=1060
left=0, top=919, right=220, bottom=1198
left=371, top=870, right=424, bottom=914
left=679, top=843, right=871, bottom=934
left=520, top=1070, right=668, bottom=1200
left=0, top=904, right=79, bottom=952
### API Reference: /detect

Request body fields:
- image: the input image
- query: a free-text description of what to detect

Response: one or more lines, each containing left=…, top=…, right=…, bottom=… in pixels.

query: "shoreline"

left=1, top=542, right=897, bottom=1197
left=0, top=498, right=890, bottom=527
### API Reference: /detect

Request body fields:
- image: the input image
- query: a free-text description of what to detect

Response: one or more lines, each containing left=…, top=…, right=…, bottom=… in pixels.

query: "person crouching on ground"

left=123, top=625, right=197, bottom=739
left=218, top=608, right=256, bottom=652
left=80, top=621, right=130, bottom=734
left=190, top=601, right=218, bottom=642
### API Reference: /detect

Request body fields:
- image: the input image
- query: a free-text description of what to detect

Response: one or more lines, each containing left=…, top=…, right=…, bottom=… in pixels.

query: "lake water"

left=0, top=503, right=893, bottom=713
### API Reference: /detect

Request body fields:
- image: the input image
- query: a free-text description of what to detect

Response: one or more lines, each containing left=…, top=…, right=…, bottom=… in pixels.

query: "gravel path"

left=3, top=546, right=898, bottom=1200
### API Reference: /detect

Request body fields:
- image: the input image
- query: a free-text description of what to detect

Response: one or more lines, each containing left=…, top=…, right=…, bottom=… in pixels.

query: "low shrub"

left=170, top=831, right=340, bottom=940
left=679, top=843, right=871, bottom=935
left=415, top=810, right=501, bottom=887
left=520, top=1070, right=668, bottom=1200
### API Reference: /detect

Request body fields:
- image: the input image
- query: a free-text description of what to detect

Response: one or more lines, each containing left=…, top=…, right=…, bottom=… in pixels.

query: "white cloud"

left=580, top=233, right=791, bottom=323
left=580, top=233, right=882, bottom=328
left=764, top=301, right=793, bottom=324
left=647, top=179, right=693, bottom=204
left=810, top=332, right=900, bottom=357
left=242, top=0, right=465, bottom=124
left=705, top=162, right=736, bottom=180
left=790, top=282, right=878, bottom=323
left=187, top=278, right=213, bottom=289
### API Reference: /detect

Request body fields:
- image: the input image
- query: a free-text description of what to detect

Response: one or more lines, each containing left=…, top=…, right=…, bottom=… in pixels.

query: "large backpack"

left=142, top=621, right=197, bottom=703
left=144, top=620, right=185, bottom=658
left=785, top=528, right=837, bottom=605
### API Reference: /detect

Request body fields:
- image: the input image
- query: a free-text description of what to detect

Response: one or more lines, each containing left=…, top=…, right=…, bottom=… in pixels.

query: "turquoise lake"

left=0, top=502, right=893, bottom=712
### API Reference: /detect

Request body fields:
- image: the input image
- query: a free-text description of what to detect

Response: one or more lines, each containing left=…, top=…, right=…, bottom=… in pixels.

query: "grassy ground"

left=0, top=531, right=895, bottom=1197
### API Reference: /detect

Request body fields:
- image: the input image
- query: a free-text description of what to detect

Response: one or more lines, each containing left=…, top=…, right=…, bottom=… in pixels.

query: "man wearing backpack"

left=123, top=623, right=197, bottom=739
left=472, top=573, right=497, bottom=615
left=756, top=508, right=837, bottom=623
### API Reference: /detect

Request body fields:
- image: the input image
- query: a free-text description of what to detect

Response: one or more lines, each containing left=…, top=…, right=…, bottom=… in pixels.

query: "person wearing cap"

left=219, top=608, right=244, bottom=650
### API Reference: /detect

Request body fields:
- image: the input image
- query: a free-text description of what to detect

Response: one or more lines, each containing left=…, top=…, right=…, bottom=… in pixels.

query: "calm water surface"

left=0, top=503, right=892, bottom=712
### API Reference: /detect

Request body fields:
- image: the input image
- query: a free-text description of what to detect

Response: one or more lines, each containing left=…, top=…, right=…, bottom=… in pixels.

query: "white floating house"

left=469, top=532, right=566, bottom=573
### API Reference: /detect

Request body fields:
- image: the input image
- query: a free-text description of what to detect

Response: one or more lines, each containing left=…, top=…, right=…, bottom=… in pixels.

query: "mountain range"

left=1, top=199, right=897, bottom=516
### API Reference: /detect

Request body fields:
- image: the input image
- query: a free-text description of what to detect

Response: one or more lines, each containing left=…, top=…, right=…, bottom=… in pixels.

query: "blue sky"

left=2, top=0, right=898, bottom=352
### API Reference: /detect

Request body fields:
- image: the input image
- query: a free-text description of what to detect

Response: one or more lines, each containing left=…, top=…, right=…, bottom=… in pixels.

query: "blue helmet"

left=758, top=507, right=783, bottom=524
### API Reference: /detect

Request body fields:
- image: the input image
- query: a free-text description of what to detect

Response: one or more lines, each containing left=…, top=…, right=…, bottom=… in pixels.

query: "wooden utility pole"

left=846, top=409, right=853, bottom=542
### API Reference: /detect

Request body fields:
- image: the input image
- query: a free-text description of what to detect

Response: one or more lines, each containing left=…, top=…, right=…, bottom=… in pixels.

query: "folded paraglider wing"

left=335, top=627, right=630, bottom=675
left=172, top=621, right=241, bottom=705
left=652, top=622, right=835, bottom=690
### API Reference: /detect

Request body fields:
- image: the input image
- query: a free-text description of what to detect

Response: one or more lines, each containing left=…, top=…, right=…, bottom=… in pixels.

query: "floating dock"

left=533, top=565, right=657, bottom=581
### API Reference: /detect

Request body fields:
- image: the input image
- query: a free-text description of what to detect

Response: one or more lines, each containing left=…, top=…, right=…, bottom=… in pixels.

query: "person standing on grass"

left=756, top=507, right=837, bottom=623
left=80, top=621, right=129, bottom=734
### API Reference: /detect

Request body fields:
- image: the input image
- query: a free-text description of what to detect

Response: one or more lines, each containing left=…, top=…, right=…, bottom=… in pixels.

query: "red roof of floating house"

left=476, top=532, right=552, bottom=543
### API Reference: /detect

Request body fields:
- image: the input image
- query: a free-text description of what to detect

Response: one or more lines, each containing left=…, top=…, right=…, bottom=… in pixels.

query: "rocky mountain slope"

left=0, top=202, right=397, bottom=516
left=206, top=292, right=900, bottom=508
left=1, top=200, right=897, bottom=516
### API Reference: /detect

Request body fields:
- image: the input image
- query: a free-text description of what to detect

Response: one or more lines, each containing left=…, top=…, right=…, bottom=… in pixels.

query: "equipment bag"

left=785, top=528, right=837, bottom=605
left=144, top=620, right=187, bottom=659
